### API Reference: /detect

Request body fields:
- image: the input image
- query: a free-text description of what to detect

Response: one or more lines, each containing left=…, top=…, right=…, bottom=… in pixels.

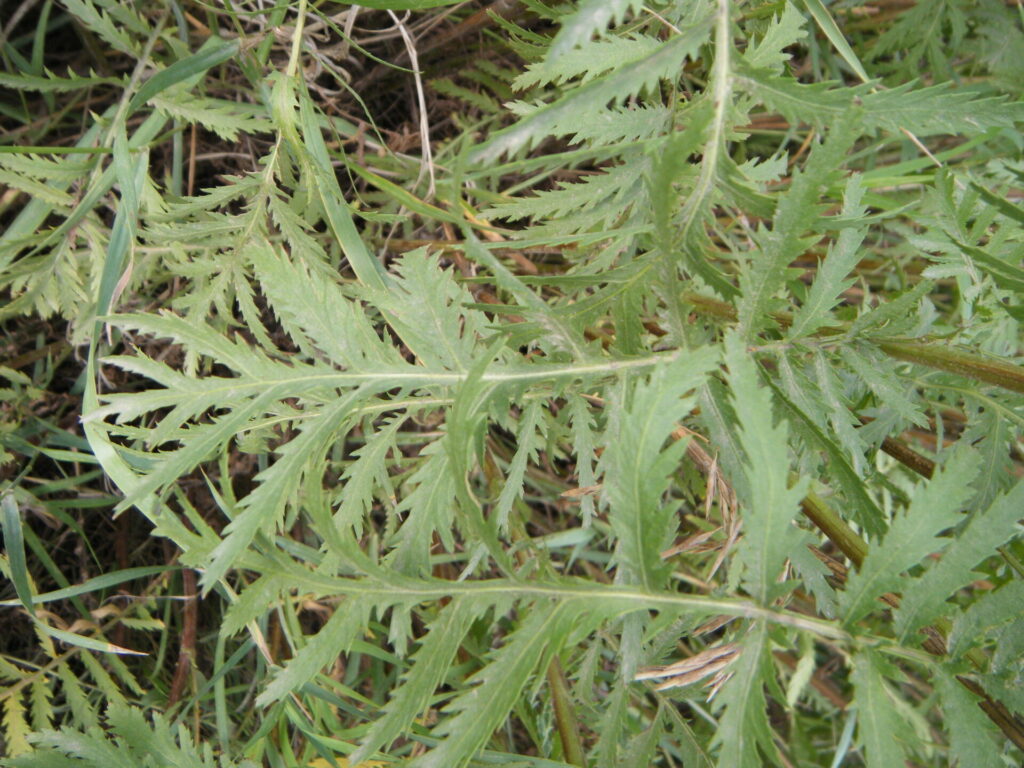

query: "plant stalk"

left=546, top=657, right=586, bottom=767
left=682, top=291, right=1024, bottom=395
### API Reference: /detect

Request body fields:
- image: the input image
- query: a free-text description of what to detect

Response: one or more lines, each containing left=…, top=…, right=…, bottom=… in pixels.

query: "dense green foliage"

left=1, top=0, right=1023, bottom=766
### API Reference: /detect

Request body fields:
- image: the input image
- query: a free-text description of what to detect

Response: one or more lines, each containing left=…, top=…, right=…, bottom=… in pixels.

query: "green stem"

left=800, top=489, right=868, bottom=568
left=876, top=340, right=1024, bottom=395
left=681, top=291, right=1024, bottom=395
left=546, top=657, right=586, bottom=767
left=285, top=0, right=308, bottom=78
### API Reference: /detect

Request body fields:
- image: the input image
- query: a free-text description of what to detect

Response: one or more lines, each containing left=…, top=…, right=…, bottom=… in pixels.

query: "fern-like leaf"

left=723, top=333, right=809, bottom=603
left=472, top=17, right=712, bottom=163
left=841, top=446, right=982, bottom=626
left=545, top=0, right=646, bottom=63
left=601, top=348, right=718, bottom=590
left=851, top=650, right=908, bottom=768
left=894, top=477, right=1024, bottom=640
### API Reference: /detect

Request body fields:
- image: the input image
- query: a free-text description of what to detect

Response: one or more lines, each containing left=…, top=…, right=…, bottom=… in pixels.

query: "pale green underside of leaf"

left=412, top=601, right=588, bottom=768
left=516, top=34, right=663, bottom=89
left=787, top=174, right=868, bottom=339
left=471, top=16, right=713, bottom=163
left=736, top=118, right=859, bottom=340
left=738, top=64, right=1024, bottom=135
left=743, top=2, right=807, bottom=71
left=483, top=160, right=646, bottom=223
left=545, top=0, right=646, bottom=63
left=256, top=596, right=375, bottom=706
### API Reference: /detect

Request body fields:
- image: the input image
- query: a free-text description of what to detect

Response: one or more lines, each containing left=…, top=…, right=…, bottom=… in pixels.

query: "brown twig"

left=166, top=568, right=198, bottom=708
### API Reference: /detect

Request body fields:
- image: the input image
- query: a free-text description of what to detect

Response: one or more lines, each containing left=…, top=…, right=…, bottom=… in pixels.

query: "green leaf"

left=949, top=580, right=1024, bottom=658
left=203, top=389, right=369, bottom=591
left=493, top=399, right=546, bottom=531
left=799, top=0, right=870, bottom=82
left=861, top=83, right=1024, bottom=136
left=520, top=34, right=663, bottom=89
left=737, top=119, right=859, bottom=339
left=472, top=17, right=713, bottom=163
left=362, top=250, right=489, bottom=372
left=93, top=123, right=145, bottom=330
left=723, top=333, right=809, bottom=603
left=851, top=649, right=908, bottom=768
left=333, top=0, right=465, bottom=8
left=332, top=415, right=403, bottom=535
left=486, top=160, right=646, bottom=223
left=840, top=345, right=930, bottom=428
left=841, top=446, right=982, bottom=626
left=711, top=623, right=777, bottom=768
left=601, top=347, right=718, bottom=590
left=256, top=596, right=375, bottom=706
left=387, top=442, right=458, bottom=575
left=736, top=64, right=864, bottom=129
left=968, top=180, right=1024, bottom=225
left=1, top=492, right=35, bottom=618
left=0, top=565, right=169, bottom=608
left=545, top=0, right=645, bottom=63
left=743, top=2, right=807, bottom=71
left=0, top=169, right=74, bottom=206
left=61, top=0, right=139, bottom=56
left=3, top=689, right=32, bottom=756
left=147, top=94, right=271, bottom=142
left=787, top=174, right=868, bottom=339
left=766, top=369, right=886, bottom=538
left=34, top=626, right=146, bottom=656
left=295, top=84, right=390, bottom=291
left=950, top=237, right=1024, bottom=294
left=895, top=478, right=1024, bottom=641
left=0, top=70, right=121, bottom=93
left=351, top=595, right=492, bottom=764
left=128, top=36, right=240, bottom=116
left=249, top=239, right=396, bottom=370
left=412, top=600, right=588, bottom=768
left=934, top=667, right=1005, bottom=768
left=739, top=66, right=1024, bottom=135
left=963, top=409, right=1016, bottom=509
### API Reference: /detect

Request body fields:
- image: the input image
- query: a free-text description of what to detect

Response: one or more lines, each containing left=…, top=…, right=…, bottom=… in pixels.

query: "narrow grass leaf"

left=1, top=492, right=35, bottom=617
left=799, top=0, right=870, bottom=82
left=128, top=37, right=239, bottom=115
left=0, top=565, right=169, bottom=608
